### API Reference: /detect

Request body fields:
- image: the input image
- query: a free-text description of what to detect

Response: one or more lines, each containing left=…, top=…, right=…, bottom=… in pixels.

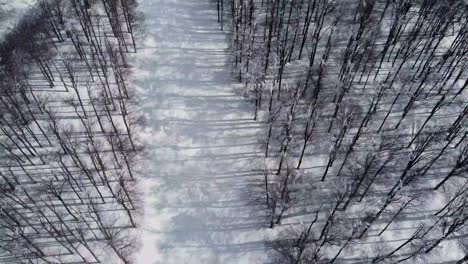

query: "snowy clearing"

left=134, top=0, right=268, bottom=263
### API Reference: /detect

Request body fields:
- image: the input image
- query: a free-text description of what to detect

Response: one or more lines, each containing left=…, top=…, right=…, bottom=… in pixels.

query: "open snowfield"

left=133, top=0, right=268, bottom=263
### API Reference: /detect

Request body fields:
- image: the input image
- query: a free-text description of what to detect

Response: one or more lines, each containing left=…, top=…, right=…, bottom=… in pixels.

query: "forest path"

left=134, top=0, right=267, bottom=263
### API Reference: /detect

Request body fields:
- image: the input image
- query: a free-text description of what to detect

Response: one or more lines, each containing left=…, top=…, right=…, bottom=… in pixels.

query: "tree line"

left=0, top=0, right=141, bottom=263
left=217, top=0, right=467, bottom=262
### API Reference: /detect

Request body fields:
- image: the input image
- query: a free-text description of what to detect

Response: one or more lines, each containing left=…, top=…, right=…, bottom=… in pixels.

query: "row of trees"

left=0, top=0, right=141, bottom=263
left=218, top=0, right=467, bottom=262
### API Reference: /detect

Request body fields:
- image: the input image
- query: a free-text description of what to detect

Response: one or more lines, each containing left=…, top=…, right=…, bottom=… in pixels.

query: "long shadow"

left=136, top=0, right=267, bottom=262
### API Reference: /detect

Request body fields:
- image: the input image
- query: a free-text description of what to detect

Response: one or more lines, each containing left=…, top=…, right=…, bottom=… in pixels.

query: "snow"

left=133, top=0, right=268, bottom=263
left=0, top=0, right=33, bottom=40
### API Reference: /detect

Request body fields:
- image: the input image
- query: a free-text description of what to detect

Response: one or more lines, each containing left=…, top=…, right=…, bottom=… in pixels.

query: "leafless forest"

left=1, top=0, right=467, bottom=263
left=0, top=0, right=141, bottom=263
left=217, top=0, right=467, bottom=262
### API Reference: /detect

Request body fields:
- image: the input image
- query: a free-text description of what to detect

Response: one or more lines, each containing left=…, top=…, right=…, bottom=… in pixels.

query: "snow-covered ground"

left=0, top=0, right=33, bottom=40
left=133, top=0, right=268, bottom=263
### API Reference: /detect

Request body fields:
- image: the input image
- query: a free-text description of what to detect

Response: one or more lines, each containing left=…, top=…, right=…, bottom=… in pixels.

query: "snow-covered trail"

left=134, top=0, right=267, bottom=263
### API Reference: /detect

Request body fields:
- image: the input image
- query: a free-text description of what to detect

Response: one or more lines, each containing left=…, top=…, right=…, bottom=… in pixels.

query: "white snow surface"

left=134, top=0, right=268, bottom=263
